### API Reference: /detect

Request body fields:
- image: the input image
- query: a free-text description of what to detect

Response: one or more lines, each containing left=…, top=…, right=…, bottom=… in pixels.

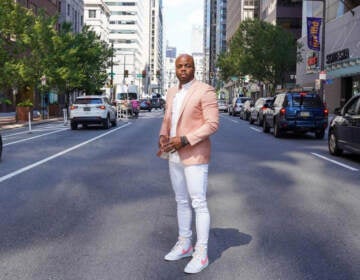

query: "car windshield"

left=75, top=98, right=102, bottom=105
left=291, top=93, right=322, bottom=107
left=117, top=92, right=137, bottom=100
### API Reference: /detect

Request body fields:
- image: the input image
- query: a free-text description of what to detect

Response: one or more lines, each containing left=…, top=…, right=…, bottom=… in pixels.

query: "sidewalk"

left=0, top=112, right=64, bottom=131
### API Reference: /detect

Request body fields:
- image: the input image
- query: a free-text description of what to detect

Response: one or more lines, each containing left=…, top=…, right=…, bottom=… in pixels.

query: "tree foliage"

left=0, top=0, right=113, bottom=102
left=217, top=19, right=302, bottom=92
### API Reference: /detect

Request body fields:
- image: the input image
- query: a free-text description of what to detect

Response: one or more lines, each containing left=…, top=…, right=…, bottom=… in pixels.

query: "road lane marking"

left=3, top=128, right=68, bottom=147
left=250, top=127, right=261, bottom=133
left=0, top=123, right=131, bottom=183
left=311, top=152, right=359, bottom=171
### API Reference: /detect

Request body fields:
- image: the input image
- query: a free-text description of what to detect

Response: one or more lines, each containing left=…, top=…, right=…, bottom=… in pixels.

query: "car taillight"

left=261, top=106, right=266, bottom=111
left=70, top=105, right=78, bottom=110
left=324, top=108, right=328, bottom=117
left=280, top=108, right=286, bottom=116
left=97, top=105, right=106, bottom=110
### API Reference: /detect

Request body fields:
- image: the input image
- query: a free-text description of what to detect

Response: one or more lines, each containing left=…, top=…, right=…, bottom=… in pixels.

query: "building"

left=163, top=45, right=177, bottom=95
left=84, top=0, right=111, bottom=43
left=15, top=0, right=59, bottom=17
left=191, top=25, right=203, bottom=53
left=105, top=0, right=150, bottom=94
left=148, top=0, right=164, bottom=96
left=203, top=0, right=227, bottom=87
left=296, top=1, right=360, bottom=112
left=58, top=0, right=84, bottom=33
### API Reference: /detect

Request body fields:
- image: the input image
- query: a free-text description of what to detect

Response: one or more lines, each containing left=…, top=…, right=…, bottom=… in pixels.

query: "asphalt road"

left=0, top=111, right=359, bottom=280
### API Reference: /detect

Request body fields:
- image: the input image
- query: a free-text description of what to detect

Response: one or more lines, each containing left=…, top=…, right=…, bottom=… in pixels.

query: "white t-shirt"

left=169, top=80, right=193, bottom=163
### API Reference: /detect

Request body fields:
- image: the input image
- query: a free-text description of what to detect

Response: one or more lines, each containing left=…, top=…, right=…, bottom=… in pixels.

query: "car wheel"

left=103, top=116, right=111, bottom=129
left=71, top=122, right=78, bottom=130
left=111, top=117, right=117, bottom=127
left=315, top=130, right=325, bottom=139
left=249, top=115, right=254, bottom=124
left=262, top=118, right=270, bottom=133
left=328, top=130, right=343, bottom=156
left=274, top=120, right=282, bottom=138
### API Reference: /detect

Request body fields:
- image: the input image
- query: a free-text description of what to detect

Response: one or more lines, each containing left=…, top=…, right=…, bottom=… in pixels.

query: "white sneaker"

left=164, top=237, right=193, bottom=261
left=184, top=246, right=209, bottom=274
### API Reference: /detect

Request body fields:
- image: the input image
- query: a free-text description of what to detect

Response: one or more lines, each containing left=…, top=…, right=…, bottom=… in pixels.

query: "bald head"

left=175, top=54, right=195, bottom=86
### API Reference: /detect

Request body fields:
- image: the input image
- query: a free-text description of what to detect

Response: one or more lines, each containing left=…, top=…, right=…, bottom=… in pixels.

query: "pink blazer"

left=159, top=80, right=219, bottom=165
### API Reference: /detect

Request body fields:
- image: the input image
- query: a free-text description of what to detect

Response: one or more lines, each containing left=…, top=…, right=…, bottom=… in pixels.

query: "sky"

left=162, top=0, right=204, bottom=54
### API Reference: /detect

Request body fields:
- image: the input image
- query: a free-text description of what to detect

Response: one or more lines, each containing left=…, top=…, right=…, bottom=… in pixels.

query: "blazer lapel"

left=177, top=80, right=198, bottom=120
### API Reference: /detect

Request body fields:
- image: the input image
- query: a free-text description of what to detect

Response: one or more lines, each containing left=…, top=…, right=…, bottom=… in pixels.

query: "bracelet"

left=181, top=136, right=189, bottom=147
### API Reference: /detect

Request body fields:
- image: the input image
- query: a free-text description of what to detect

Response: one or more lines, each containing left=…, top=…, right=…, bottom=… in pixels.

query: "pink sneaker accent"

left=201, top=256, right=208, bottom=266
left=182, top=246, right=193, bottom=255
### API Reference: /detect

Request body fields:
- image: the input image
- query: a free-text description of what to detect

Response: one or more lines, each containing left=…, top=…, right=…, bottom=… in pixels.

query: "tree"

left=217, top=19, right=302, bottom=93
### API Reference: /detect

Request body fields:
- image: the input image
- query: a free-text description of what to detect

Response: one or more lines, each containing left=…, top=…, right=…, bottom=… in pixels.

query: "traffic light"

left=142, top=70, right=146, bottom=78
left=124, top=69, right=129, bottom=77
left=156, top=70, right=160, bottom=78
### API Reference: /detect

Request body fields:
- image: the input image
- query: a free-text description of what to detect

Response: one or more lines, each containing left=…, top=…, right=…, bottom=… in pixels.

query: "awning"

left=326, top=57, right=360, bottom=79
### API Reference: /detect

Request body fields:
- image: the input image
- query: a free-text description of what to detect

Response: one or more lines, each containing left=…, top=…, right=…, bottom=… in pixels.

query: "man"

left=157, top=54, right=219, bottom=274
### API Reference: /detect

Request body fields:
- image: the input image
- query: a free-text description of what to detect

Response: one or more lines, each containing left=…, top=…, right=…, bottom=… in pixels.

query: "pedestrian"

left=157, top=54, right=219, bottom=274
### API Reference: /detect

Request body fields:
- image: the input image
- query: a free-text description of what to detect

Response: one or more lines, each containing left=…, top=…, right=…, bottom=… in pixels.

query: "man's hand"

left=163, top=136, right=182, bottom=153
left=159, top=135, right=169, bottom=150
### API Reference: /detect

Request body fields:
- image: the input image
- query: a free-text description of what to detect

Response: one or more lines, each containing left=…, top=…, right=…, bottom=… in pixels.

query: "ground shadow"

left=208, top=227, right=252, bottom=264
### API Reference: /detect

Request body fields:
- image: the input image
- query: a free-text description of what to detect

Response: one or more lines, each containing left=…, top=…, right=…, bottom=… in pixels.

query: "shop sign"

left=326, top=48, right=349, bottom=64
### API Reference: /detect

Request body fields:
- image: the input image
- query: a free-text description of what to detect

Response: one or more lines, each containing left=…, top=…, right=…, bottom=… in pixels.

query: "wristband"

left=181, top=136, right=189, bottom=147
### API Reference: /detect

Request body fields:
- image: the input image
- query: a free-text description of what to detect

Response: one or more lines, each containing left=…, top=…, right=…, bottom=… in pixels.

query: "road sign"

left=136, top=74, right=142, bottom=78
left=108, top=72, right=115, bottom=77
left=230, top=76, right=238, bottom=81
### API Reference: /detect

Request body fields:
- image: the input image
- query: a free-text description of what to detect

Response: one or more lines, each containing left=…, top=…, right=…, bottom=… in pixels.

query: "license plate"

left=83, top=107, right=90, bottom=111
left=300, top=111, right=310, bottom=117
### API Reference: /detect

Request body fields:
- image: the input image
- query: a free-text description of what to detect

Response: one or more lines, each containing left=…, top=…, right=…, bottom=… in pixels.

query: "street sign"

left=319, top=71, right=326, bottom=80
left=230, top=76, right=238, bottom=81
left=136, top=74, right=142, bottom=78
left=108, top=72, right=115, bottom=77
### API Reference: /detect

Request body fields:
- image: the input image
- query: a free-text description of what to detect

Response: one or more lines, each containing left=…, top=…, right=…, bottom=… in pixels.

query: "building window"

left=67, top=4, right=70, bottom=16
left=89, top=10, right=96, bottom=18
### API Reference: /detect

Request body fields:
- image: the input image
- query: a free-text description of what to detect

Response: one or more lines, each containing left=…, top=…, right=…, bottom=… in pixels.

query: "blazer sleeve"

left=186, top=86, right=219, bottom=146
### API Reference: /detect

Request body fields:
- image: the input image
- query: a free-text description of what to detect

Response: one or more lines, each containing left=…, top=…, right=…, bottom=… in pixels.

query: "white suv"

left=69, top=95, right=117, bottom=130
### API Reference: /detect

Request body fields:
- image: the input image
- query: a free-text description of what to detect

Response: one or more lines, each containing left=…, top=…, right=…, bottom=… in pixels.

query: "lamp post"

left=318, top=0, right=326, bottom=103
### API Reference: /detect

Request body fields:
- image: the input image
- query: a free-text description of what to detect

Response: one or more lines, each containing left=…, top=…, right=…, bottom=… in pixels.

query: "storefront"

left=296, top=3, right=360, bottom=112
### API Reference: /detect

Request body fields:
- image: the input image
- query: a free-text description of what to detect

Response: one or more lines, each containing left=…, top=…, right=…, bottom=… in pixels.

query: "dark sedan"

left=328, top=94, right=360, bottom=156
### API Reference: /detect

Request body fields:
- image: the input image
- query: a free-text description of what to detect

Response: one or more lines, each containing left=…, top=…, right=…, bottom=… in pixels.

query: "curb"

left=0, top=118, right=64, bottom=132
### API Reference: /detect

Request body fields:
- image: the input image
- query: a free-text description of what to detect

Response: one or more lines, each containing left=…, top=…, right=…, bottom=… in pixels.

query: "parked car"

left=151, top=97, right=165, bottom=110
left=239, top=99, right=254, bottom=121
left=328, top=94, right=360, bottom=156
left=249, top=97, right=274, bottom=125
left=0, top=133, right=2, bottom=160
left=69, top=95, right=117, bottom=130
left=228, top=96, right=251, bottom=116
left=262, top=90, right=328, bottom=139
left=139, top=99, right=152, bottom=111
left=218, top=99, right=228, bottom=112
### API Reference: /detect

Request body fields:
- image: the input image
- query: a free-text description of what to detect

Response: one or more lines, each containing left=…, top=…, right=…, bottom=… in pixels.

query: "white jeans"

left=169, top=161, right=210, bottom=249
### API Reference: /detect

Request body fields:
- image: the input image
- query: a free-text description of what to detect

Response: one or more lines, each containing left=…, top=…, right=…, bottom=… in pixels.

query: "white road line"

left=3, top=128, right=69, bottom=147
left=250, top=127, right=261, bottom=133
left=311, top=152, right=359, bottom=172
left=0, top=123, right=131, bottom=183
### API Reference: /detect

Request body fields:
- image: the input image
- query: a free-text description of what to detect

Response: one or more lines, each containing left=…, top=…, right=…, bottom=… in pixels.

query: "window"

left=89, top=10, right=96, bottom=18
left=67, top=4, right=70, bottom=16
